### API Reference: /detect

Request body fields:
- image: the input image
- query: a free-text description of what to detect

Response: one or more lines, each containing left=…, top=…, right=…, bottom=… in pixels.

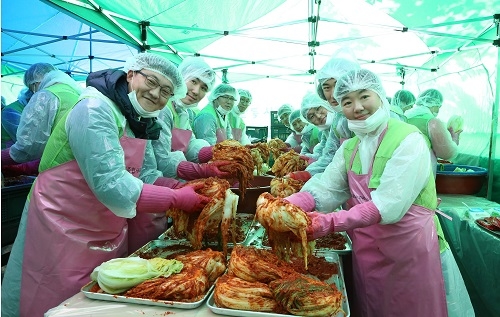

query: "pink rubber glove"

left=198, top=146, right=214, bottom=163
left=172, top=184, right=211, bottom=213
left=177, top=160, right=232, bottom=180
left=284, top=191, right=316, bottom=212
left=153, top=177, right=183, bottom=189
left=447, top=127, right=461, bottom=145
left=1, top=148, right=18, bottom=166
left=299, top=155, right=316, bottom=165
left=2, top=159, right=40, bottom=177
left=137, top=183, right=210, bottom=214
left=306, top=201, right=382, bottom=240
left=287, top=171, right=311, bottom=182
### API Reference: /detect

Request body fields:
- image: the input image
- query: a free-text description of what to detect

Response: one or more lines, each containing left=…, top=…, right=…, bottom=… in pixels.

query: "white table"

left=45, top=291, right=219, bottom=317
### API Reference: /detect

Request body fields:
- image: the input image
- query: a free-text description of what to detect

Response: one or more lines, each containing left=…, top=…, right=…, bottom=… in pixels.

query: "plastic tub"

left=435, top=164, right=487, bottom=195
left=2, top=177, right=35, bottom=247
left=231, top=175, right=274, bottom=213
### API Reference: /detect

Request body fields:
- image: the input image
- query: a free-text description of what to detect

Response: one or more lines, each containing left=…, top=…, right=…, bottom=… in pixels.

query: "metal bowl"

left=231, top=175, right=274, bottom=213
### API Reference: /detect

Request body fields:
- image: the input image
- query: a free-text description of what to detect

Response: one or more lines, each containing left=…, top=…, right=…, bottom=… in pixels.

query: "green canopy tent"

left=37, top=0, right=499, bottom=202
left=1, top=0, right=498, bottom=202
left=1, top=0, right=138, bottom=97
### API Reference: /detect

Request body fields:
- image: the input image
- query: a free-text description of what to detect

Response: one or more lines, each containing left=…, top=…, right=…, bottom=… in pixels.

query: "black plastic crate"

left=2, top=180, right=33, bottom=247
left=246, top=126, right=268, bottom=142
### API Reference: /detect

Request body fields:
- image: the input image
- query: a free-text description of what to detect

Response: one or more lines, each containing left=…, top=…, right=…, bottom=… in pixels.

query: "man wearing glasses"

left=1, top=53, right=216, bottom=317
left=192, top=83, right=240, bottom=145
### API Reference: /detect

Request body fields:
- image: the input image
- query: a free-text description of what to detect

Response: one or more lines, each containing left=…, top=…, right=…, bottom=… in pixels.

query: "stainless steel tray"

left=82, top=239, right=216, bottom=308
left=206, top=250, right=350, bottom=317
left=131, top=239, right=195, bottom=258
left=244, top=225, right=353, bottom=254
left=81, top=281, right=213, bottom=309
left=158, top=213, right=261, bottom=247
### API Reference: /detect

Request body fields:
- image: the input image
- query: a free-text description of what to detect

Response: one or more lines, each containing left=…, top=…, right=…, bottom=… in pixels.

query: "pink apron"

left=293, top=133, right=302, bottom=144
left=19, top=134, right=160, bottom=316
left=345, top=131, right=447, bottom=317
left=231, top=127, right=242, bottom=142
left=216, top=127, right=227, bottom=143
left=171, top=127, right=192, bottom=153
left=123, top=135, right=167, bottom=254
left=291, top=133, right=302, bottom=152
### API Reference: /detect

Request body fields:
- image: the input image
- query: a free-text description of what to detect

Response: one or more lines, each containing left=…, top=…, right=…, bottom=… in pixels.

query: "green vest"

left=227, top=111, right=245, bottom=130
left=39, top=90, right=123, bottom=173
left=1, top=100, right=25, bottom=148
left=343, top=119, right=448, bottom=252
left=407, top=111, right=433, bottom=141
left=198, top=104, right=225, bottom=129
left=45, top=84, right=81, bottom=133
left=167, top=100, right=182, bottom=129
left=310, top=126, right=320, bottom=148
left=187, top=107, right=200, bottom=127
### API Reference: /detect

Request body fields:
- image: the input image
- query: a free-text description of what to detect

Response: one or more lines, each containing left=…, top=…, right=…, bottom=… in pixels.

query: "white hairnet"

left=415, top=88, right=443, bottom=108
left=300, top=91, right=334, bottom=121
left=178, top=56, right=216, bottom=91
left=208, top=83, right=240, bottom=104
left=237, top=89, right=252, bottom=100
left=23, top=63, right=57, bottom=86
left=18, top=87, right=33, bottom=105
left=334, top=68, right=389, bottom=109
left=289, top=109, right=306, bottom=125
left=277, top=104, right=293, bottom=121
left=392, top=89, right=416, bottom=109
left=123, top=52, right=187, bottom=101
left=316, top=47, right=360, bottom=98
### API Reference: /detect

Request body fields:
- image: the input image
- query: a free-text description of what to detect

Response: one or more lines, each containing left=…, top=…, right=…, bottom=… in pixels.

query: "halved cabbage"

left=90, top=257, right=183, bottom=294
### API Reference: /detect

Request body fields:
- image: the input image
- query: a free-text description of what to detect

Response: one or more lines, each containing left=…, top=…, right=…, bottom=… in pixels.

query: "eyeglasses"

left=239, top=97, right=251, bottom=105
left=135, top=71, right=174, bottom=99
left=219, top=95, right=236, bottom=102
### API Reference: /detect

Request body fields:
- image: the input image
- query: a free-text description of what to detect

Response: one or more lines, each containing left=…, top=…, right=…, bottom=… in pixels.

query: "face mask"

left=175, top=98, right=198, bottom=109
left=232, top=107, right=242, bottom=115
left=316, top=112, right=335, bottom=131
left=216, top=105, right=230, bottom=116
left=331, top=103, right=342, bottom=113
left=128, top=90, right=161, bottom=118
left=347, top=106, right=389, bottom=135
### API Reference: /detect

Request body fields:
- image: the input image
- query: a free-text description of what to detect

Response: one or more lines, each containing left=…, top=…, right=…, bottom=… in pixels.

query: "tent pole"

left=89, top=27, right=93, bottom=73
left=487, top=16, right=499, bottom=201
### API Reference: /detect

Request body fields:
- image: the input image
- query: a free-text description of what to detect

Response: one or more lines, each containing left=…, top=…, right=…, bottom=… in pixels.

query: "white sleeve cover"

left=66, top=98, right=143, bottom=218
left=185, top=136, right=210, bottom=163
left=9, top=90, right=58, bottom=162
left=428, top=118, right=458, bottom=161
left=285, top=132, right=299, bottom=147
left=371, top=132, right=431, bottom=224
left=305, top=125, right=340, bottom=176
left=301, top=142, right=351, bottom=212
left=139, top=140, right=163, bottom=184
left=193, top=112, right=217, bottom=145
left=301, top=132, right=431, bottom=224
left=239, top=125, right=251, bottom=145
left=151, top=116, right=187, bottom=178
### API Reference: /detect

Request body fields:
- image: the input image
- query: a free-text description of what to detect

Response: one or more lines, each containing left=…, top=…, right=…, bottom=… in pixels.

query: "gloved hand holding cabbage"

left=447, top=115, right=464, bottom=134
left=447, top=115, right=464, bottom=144
left=90, top=257, right=183, bottom=294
